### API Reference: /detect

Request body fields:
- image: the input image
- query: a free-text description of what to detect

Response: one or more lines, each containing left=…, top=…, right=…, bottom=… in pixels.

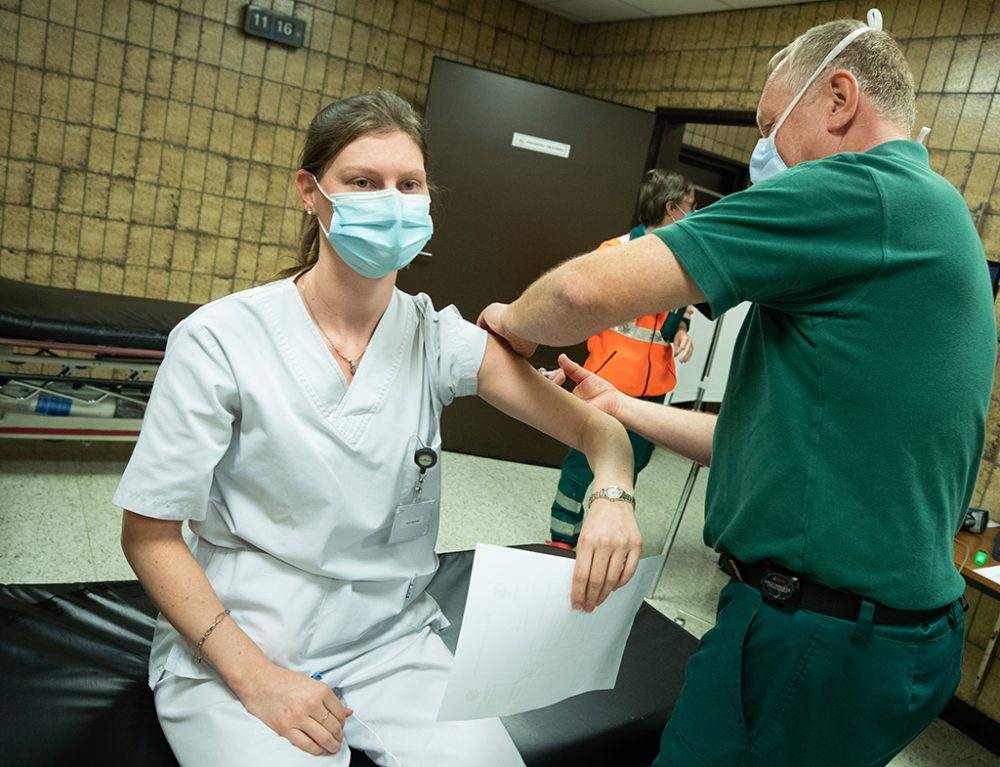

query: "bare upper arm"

left=121, top=509, right=184, bottom=547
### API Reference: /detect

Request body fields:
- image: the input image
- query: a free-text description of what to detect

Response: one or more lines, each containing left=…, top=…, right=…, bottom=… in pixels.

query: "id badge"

left=388, top=499, right=435, bottom=544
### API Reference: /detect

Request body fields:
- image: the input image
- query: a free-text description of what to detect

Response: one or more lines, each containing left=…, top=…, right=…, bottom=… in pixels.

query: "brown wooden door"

left=398, top=59, right=656, bottom=467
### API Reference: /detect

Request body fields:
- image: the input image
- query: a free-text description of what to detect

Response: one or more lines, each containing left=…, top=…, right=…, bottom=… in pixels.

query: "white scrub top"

left=114, top=276, right=487, bottom=682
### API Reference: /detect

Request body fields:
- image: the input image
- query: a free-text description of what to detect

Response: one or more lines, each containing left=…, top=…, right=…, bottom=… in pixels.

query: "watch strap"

left=587, top=485, right=636, bottom=510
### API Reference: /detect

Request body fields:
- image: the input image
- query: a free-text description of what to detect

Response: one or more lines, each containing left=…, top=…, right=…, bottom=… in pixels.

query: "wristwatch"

left=587, top=485, right=636, bottom=510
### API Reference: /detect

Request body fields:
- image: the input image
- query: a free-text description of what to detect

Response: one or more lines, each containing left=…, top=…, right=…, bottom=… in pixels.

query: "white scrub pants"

left=154, top=624, right=525, bottom=767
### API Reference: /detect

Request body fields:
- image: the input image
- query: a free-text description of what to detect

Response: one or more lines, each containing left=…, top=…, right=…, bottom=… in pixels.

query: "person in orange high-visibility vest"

left=548, top=170, right=696, bottom=549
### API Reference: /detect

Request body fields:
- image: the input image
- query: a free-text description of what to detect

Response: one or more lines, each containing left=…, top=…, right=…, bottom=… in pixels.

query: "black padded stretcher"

left=0, top=276, right=200, bottom=352
left=0, top=277, right=201, bottom=440
left=0, top=545, right=698, bottom=767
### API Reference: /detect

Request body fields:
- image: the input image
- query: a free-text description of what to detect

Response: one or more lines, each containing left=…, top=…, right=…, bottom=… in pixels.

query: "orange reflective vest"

left=583, top=226, right=691, bottom=397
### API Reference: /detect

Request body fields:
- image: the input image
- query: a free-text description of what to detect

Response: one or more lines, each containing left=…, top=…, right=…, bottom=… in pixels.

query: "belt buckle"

left=760, top=570, right=801, bottom=605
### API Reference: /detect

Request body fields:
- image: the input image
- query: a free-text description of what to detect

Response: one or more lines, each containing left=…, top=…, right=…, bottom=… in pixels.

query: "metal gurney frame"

left=0, top=277, right=199, bottom=441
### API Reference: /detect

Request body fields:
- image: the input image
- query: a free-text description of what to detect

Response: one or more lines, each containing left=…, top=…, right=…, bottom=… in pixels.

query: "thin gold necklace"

left=297, top=279, right=367, bottom=376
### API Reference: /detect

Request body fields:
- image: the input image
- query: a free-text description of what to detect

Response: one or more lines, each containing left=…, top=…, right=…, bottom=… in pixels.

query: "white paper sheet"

left=437, top=543, right=665, bottom=721
left=972, top=564, right=1000, bottom=585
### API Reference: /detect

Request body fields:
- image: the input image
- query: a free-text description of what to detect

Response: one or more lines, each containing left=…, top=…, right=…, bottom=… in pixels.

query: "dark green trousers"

left=549, top=395, right=663, bottom=546
left=654, top=581, right=964, bottom=767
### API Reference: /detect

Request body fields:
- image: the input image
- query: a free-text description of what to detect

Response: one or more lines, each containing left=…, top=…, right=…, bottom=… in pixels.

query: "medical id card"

left=388, top=499, right=435, bottom=544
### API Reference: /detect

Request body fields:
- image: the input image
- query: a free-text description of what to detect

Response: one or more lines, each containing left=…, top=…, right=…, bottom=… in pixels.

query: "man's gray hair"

left=769, top=18, right=916, bottom=134
left=638, top=169, right=694, bottom=229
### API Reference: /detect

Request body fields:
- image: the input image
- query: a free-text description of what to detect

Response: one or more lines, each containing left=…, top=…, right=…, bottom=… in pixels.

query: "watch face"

left=606, top=487, right=623, bottom=499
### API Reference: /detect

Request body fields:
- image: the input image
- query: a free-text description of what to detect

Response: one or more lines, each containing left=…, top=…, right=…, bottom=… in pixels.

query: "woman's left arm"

left=476, top=335, right=640, bottom=612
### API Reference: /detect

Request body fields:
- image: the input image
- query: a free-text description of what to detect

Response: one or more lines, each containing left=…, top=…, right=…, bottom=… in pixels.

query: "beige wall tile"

left=146, top=268, right=170, bottom=299
left=16, top=15, right=46, bottom=68
left=44, top=23, right=74, bottom=74
left=958, top=0, right=996, bottom=35
left=172, top=232, right=196, bottom=272
left=117, top=132, right=149, bottom=180
left=970, top=37, right=1000, bottom=93
left=39, top=72, right=68, bottom=121
left=82, top=175, right=110, bottom=218
left=117, top=91, right=144, bottom=137
left=921, top=37, right=956, bottom=92
left=944, top=37, right=981, bottom=93
left=98, top=262, right=125, bottom=294
left=123, top=265, right=148, bottom=297
left=980, top=98, right=1000, bottom=153
left=31, top=163, right=59, bottom=210
left=88, top=128, right=115, bottom=174
left=0, top=249, right=27, bottom=281
left=54, top=212, right=83, bottom=259
left=28, top=209, right=55, bottom=253
left=167, top=269, right=192, bottom=301
left=912, top=0, right=944, bottom=38
left=34, top=118, right=62, bottom=165
left=78, top=214, right=106, bottom=260
left=50, top=254, right=78, bottom=288
left=965, top=149, right=1000, bottom=208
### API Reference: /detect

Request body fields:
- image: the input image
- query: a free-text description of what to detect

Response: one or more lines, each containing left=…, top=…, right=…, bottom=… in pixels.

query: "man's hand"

left=477, top=303, right=538, bottom=358
left=572, top=498, right=642, bottom=611
left=673, top=327, right=693, bottom=363
left=556, top=354, right=624, bottom=420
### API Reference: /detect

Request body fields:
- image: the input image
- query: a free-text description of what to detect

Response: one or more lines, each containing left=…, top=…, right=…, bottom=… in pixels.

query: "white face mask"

left=311, top=176, right=433, bottom=280
left=749, top=9, right=883, bottom=184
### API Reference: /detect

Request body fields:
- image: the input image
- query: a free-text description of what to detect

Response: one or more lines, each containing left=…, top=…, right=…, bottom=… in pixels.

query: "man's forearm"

left=616, top=396, right=715, bottom=466
left=503, top=236, right=706, bottom=348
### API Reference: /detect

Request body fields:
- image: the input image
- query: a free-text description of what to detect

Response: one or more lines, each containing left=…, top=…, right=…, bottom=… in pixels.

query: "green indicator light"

left=975, top=551, right=989, bottom=565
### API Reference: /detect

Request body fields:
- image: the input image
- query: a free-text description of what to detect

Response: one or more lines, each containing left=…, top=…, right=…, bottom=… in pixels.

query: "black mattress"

left=0, top=276, right=200, bottom=350
left=0, top=546, right=698, bottom=767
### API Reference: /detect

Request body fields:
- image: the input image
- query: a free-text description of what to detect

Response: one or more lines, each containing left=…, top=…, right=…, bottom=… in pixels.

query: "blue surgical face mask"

left=749, top=10, right=883, bottom=184
left=312, top=177, right=433, bottom=279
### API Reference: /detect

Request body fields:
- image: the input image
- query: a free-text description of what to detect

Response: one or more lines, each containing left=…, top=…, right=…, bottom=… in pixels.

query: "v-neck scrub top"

left=114, top=277, right=487, bottom=684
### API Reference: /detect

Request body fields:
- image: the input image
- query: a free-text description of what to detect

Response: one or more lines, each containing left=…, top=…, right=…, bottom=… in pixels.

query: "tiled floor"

left=1, top=438, right=997, bottom=766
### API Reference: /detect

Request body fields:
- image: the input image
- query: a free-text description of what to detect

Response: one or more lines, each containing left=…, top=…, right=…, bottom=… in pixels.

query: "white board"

left=669, top=302, right=751, bottom=404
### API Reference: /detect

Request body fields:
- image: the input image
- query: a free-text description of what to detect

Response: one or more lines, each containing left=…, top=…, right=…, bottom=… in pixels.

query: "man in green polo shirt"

left=478, top=10, right=996, bottom=766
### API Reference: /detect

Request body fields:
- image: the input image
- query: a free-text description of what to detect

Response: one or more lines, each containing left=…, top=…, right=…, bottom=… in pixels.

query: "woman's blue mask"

left=312, top=177, right=433, bottom=279
left=749, top=10, right=883, bottom=184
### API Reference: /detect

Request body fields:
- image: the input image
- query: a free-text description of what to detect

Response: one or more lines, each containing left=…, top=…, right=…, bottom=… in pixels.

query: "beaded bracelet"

left=192, top=609, right=230, bottom=664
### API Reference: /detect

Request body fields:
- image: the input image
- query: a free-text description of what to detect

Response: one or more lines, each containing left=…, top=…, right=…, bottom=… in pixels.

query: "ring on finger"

left=321, top=711, right=329, bottom=723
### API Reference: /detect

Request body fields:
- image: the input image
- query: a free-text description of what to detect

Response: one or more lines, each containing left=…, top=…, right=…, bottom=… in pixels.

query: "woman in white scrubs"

left=116, top=91, right=640, bottom=767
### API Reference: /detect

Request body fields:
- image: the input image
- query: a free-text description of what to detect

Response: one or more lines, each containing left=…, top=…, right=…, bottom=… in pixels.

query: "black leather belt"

left=720, top=555, right=956, bottom=626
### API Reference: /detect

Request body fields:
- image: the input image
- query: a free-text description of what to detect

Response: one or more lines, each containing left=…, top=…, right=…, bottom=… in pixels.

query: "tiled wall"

left=2, top=0, right=996, bottom=298
left=0, top=0, right=576, bottom=302
left=683, top=123, right=759, bottom=165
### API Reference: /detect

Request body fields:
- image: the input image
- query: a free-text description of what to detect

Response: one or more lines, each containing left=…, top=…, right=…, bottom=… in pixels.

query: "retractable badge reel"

left=413, top=446, right=437, bottom=498
left=388, top=446, right=438, bottom=545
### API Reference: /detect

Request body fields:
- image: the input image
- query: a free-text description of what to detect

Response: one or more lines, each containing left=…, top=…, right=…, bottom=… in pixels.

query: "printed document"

left=437, top=543, right=664, bottom=721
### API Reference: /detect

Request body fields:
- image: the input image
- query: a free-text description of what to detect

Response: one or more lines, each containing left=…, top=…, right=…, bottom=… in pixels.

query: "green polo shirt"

left=655, top=140, right=996, bottom=609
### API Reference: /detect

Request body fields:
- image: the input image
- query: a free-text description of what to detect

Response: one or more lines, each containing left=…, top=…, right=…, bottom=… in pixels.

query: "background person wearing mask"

left=545, top=169, right=695, bottom=551
left=479, top=10, right=996, bottom=766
